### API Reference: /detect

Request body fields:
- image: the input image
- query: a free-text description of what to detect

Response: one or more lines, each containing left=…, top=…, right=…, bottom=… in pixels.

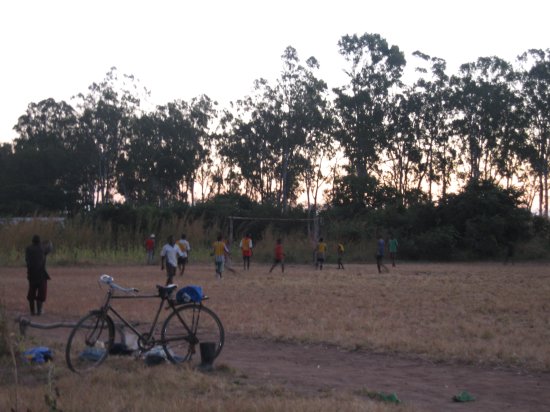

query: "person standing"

left=336, top=242, right=345, bottom=269
left=25, top=235, right=51, bottom=316
left=212, top=235, right=229, bottom=279
left=503, top=240, right=515, bottom=265
left=269, top=238, right=285, bottom=273
left=160, top=235, right=183, bottom=285
left=388, top=234, right=398, bottom=267
left=315, top=237, right=327, bottom=270
left=145, top=234, right=156, bottom=265
left=376, top=235, right=389, bottom=273
left=239, top=233, right=253, bottom=270
left=176, top=234, right=191, bottom=276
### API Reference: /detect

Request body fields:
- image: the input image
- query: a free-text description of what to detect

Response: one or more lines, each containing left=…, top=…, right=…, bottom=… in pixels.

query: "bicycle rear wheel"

left=161, top=304, right=224, bottom=365
left=65, top=311, right=115, bottom=373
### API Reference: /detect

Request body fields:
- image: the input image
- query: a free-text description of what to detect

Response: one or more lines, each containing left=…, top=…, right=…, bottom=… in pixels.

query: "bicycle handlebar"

left=99, top=274, right=139, bottom=293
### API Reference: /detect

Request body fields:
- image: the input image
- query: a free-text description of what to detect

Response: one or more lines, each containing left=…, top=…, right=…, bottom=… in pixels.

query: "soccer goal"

left=227, top=215, right=321, bottom=245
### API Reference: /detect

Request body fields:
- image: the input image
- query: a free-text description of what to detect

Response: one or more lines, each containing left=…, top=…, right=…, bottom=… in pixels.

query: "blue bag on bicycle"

left=176, top=285, right=203, bottom=303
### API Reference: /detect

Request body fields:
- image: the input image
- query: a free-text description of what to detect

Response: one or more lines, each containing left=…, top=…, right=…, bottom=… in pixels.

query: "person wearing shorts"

left=161, top=235, right=183, bottom=285
left=239, top=233, right=253, bottom=270
left=212, top=235, right=229, bottom=279
left=145, top=234, right=156, bottom=265
left=388, top=234, right=398, bottom=267
left=316, top=238, right=327, bottom=270
left=336, top=242, right=345, bottom=269
left=269, top=239, right=285, bottom=273
left=176, top=234, right=191, bottom=276
left=376, top=235, right=388, bottom=273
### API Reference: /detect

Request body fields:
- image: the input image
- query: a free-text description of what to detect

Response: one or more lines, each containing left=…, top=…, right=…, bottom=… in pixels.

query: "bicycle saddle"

left=157, top=284, right=177, bottom=298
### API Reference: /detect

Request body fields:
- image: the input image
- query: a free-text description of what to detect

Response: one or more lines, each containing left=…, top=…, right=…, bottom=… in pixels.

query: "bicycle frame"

left=66, top=275, right=223, bottom=374
left=98, top=287, right=196, bottom=349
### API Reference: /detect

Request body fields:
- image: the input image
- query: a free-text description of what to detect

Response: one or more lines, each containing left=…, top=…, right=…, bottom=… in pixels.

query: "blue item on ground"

left=23, top=346, right=53, bottom=364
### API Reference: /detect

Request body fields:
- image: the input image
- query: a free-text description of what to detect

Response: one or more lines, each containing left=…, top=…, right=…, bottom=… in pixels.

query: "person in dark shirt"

left=25, top=235, right=51, bottom=316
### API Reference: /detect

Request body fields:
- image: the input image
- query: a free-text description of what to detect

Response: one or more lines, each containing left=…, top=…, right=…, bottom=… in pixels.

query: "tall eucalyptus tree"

left=333, top=33, right=406, bottom=179
left=518, top=49, right=550, bottom=216
left=218, top=82, right=281, bottom=203
left=120, top=96, right=215, bottom=205
left=409, top=52, right=455, bottom=200
left=450, top=57, right=525, bottom=185
left=219, top=46, right=331, bottom=212
left=10, top=98, right=90, bottom=211
left=74, top=67, right=144, bottom=206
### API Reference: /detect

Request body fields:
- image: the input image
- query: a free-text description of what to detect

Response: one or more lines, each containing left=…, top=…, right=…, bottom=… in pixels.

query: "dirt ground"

left=5, top=263, right=550, bottom=411
left=14, top=318, right=550, bottom=411
left=219, top=334, right=550, bottom=411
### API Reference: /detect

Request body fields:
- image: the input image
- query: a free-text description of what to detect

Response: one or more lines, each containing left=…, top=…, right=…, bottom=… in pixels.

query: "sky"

left=1, top=0, right=549, bottom=143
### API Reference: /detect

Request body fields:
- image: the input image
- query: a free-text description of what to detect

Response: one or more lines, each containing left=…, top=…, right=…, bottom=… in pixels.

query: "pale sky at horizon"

left=1, top=0, right=549, bottom=144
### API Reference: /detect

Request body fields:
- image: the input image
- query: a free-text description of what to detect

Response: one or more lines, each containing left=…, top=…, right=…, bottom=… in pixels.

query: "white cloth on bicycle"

left=160, top=244, right=183, bottom=267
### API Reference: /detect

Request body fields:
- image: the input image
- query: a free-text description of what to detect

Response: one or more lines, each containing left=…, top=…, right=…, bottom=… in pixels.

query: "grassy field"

left=1, top=261, right=549, bottom=411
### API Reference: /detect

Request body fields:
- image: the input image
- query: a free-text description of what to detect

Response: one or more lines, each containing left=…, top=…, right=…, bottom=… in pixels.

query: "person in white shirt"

left=160, top=235, right=184, bottom=285
left=176, top=233, right=191, bottom=276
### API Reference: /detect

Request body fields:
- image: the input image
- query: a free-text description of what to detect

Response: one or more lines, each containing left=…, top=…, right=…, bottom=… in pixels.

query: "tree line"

left=1, top=32, right=550, bottom=217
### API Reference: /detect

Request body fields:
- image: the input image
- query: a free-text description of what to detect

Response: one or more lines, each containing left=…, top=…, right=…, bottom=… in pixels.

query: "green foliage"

left=439, top=180, right=531, bottom=257
left=408, top=226, right=458, bottom=261
left=324, top=179, right=535, bottom=260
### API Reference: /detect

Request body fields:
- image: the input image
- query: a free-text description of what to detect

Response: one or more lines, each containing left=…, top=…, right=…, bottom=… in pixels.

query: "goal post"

left=228, top=215, right=320, bottom=245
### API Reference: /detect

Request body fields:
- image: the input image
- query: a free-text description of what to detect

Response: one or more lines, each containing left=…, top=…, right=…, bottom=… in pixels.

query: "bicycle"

left=65, top=274, right=224, bottom=373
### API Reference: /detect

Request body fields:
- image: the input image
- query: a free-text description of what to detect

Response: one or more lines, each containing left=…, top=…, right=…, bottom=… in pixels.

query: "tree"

left=218, top=86, right=280, bottom=204
left=438, top=180, right=531, bottom=256
left=7, top=98, right=87, bottom=213
left=409, top=52, right=456, bottom=201
left=219, top=46, right=331, bottom=212
left=450, top=57, right=525, bottom=186
left=333, top=33, right=406, bottom=178
left=518, top=49, right=550, bottom=217
left=75, top=67, right=145, bottom=206
left=276, top=47, right=332, bottom=212
left=384, top=90, right=424, bottom=204
left=120, top=96, right=216, bottom=206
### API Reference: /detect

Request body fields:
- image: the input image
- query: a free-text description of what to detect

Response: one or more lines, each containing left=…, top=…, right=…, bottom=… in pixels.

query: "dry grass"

left=3, top=261, right=550, bottom=370
left=1, top=261, right=549, bottom=410
left=0, top=358, right=409, bottom=412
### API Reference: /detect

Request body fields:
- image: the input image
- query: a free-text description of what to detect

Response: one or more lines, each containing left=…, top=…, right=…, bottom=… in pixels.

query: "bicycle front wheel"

left=65, top=311, right=115, bottom=373
left=161, top=304, right=224, bottom=365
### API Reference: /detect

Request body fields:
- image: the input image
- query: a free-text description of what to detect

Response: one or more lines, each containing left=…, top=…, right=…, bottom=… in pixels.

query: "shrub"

left=410, top=226, right=458, bottom=261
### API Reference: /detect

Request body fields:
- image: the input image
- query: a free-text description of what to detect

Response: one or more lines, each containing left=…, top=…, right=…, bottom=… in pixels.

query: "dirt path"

left=14, top=314, right=550, bottom=411
left=218, top=334, right=550, bottom=411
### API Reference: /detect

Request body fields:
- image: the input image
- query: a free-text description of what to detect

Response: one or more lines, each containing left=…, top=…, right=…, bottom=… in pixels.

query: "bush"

left=409, top=226, right=458, bottom=261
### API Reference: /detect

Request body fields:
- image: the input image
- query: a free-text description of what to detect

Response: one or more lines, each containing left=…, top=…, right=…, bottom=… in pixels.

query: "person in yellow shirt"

left=212, top=234, right=229, bottom=279
left=316, top=237, right=327, bottom=270
left=336, top=242, right=345, bottom=269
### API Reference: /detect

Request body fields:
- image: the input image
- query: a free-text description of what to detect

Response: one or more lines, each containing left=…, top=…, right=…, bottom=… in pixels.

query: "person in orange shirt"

left=316, top=237, right=327, bottom=270
left=269, top=239, right=285, bottom=273
left=239, top=233, right=253, bottom=270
